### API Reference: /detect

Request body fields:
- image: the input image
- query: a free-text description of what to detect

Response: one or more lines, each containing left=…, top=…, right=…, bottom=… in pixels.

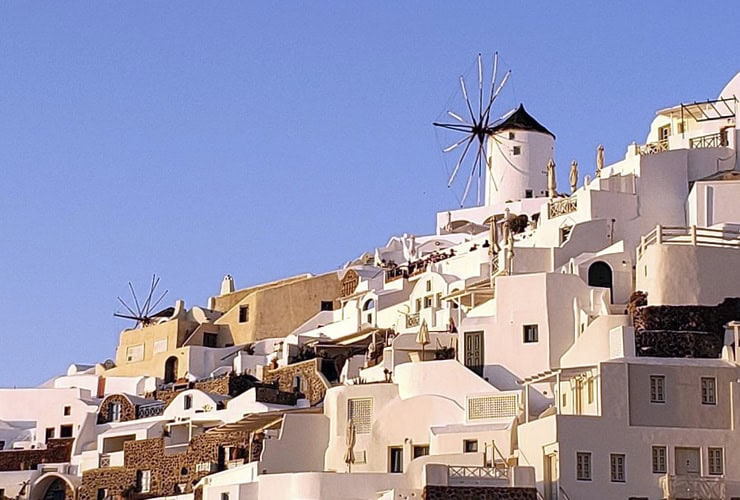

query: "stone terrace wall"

left=631, top=297, right=740, bottom=358
left=79, top=430, right=251, bottom=500
left=424, top=486, right=538, bottom=500
left=152, top=373, right=257, bottom=406
left=261, top=359, right=330, bottom=405
left=0, top=438, right=74, bottom=471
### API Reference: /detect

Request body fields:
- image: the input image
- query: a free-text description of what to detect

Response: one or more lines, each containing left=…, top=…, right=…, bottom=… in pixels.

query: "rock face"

left=631, top=297, right=740, bottom=358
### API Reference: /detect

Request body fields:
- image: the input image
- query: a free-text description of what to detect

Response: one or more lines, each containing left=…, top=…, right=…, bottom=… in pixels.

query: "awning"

left=207, top=407, right=320, bottom=436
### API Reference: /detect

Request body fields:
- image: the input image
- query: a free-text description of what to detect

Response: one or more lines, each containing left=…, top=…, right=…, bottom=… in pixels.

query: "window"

left=203, top=332, right=218, bottom=348
left=508, top=132, right=515, bottom=140
left=60, top=424, right=73, bottom=438
left=413, top=445, right=430, bottom=459
left=109, top=402, right=122, bottom=422
left=97, top=489, right=108, bottom=500
left=320, top=300, right=334, bottom=311
left=292, top=376, right=302, bottom=393
left=424, top=296, right=433, bottom=308
left=0, top=489, right=4, bottom=500
left=426, top=280, right=432, bottom=292
left=652, top=446, right=667, bottom=474
left=576, top=452, right=592, bottom=481
left=701, top=377, right=717, bottom=405
left=0, top=440, right=4, bottom=450
left=610, top=453, right=625, bottom=482
left=389, top=447, right=403, bottom=473
left=708, top=447, right=723, bottom=476
left=184, top=395, right=193, bottom=410
left=587, top=378, right=594, bottom=404
left=523, top=324, right=539, bottom=343
left=348, top=398, right=373, bottom=434
left=512, top=145, right=521, bottom=155
left=650, top=375, right=665, bottom=403
left=658, top=124, right=671, bottom=141
left=463, top=439, right=478, bottom=453
left=525, top=189, right=533, bottom=199
left=63, top=405, right=71, bottom=416
left=45, top=427, right=55, bottom=443
left=136, top=470, right=151, bottom=493
left=562, top=392, right=567, bottom=407
left=560, top=225, right=573, bottom=244
left=415, top=298, right=422, bottom=312
left=221, top=494, right=230, bottom=500
left=238, top=305, right=249, bottom=323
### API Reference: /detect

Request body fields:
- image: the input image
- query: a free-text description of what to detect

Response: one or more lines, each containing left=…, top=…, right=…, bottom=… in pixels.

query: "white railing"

left=448, top=465, right=508, bottom=485
left=660, top=474, right=725, bottom=499
left=637, top=138, right=670, bottom=156
left=637, top=225, right=740, bottom=260
left=690, top=132, right=728, bottom=149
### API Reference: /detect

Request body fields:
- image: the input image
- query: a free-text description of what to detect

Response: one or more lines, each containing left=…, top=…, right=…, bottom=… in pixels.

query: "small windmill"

left=114, top=274, right=172, bottom=327
left=433, top=52, right=511, bottom=207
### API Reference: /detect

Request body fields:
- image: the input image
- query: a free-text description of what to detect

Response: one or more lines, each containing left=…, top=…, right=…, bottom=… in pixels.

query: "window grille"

left=467, top=394, right=518, bottom=420
left=348, top=398, right=373, bottom=434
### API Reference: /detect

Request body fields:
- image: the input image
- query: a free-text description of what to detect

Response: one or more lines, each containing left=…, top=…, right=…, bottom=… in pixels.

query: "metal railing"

left=637, top=138, right=669, bottom=156
left=548, top=198, right=577, bottom=219
left=637, top=225, right=740, bottom=259
left=690, top=131, right=728, bottom=149
left=448, top=465, right=508, bottom=485
left=659, top=474, right=726, bottom=499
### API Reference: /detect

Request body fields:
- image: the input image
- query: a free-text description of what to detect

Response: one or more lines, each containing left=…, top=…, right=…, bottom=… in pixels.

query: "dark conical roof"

left=489, top=104, right=555, bottom=139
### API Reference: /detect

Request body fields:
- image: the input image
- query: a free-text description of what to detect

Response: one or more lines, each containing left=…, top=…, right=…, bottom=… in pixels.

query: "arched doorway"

left=42, top=478, right=66, bottom=500
left=588, top=261, right=613, bottom=303
left=164, top=356, right=178, bottom=384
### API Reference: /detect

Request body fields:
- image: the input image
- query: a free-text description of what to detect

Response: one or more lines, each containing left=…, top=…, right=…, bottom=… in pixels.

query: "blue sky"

left=1, top=2, right=738, bottom=387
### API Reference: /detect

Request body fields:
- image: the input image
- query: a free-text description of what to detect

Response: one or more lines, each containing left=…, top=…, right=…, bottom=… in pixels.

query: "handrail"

left=637, top=138, right=669, bottom=156
left=690, top=131, right=728, bottom=149
left=637, top=225, right=740, bottom=259
left=559, top=485, right=573, bottom=500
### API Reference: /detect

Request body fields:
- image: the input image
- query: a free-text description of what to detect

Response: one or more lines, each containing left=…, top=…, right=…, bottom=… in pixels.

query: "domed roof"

left=489, top=104, right=555, bottom=139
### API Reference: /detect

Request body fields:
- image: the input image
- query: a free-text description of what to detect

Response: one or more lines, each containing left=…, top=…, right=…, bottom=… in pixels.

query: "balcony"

left=637, top=138, right=669, bottom=156
left=448, top=465, right=508, bottom=486
left=690, top=132, right=728, bottom=149
left=660, top=474, right=725, bottom=499
left=547, top=197, right=577, bottom=219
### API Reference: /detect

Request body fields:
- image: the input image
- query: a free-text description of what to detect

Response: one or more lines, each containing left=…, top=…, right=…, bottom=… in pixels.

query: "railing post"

left=656, top=225, right=662, bottom=244
left=691, top=225, right=697, bottom=245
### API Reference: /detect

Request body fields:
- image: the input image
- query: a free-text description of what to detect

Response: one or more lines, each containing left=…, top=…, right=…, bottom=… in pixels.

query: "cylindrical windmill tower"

left=485, top=104, right=555, bottom=206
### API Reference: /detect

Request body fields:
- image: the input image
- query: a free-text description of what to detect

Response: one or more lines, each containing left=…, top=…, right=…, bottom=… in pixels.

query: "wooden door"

left=464, top=331, right=484, bottom=376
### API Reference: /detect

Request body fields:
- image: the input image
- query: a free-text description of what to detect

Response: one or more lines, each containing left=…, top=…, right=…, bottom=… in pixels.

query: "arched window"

left=164, top=356, right=178, bottom=384
left=362, top=299, right=375, bottom=311
left=184, top=394, right=193, bottom=410
left=588, top=261, right=613, bottom=303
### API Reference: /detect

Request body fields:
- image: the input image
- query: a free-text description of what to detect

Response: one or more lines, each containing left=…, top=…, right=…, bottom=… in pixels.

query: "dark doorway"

left=164, top=356, right=178, bottom=384
left=588, top=261, right=613, bottom=303
left=43, top=478, right=67, bottom=500
left=464, top=331, right=484, bottom=376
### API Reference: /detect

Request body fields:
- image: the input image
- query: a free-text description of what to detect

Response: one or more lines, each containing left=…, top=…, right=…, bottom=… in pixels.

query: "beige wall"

left=628, top=363, right=732, bottom=429
left=215, top=272, right=341, bottom=344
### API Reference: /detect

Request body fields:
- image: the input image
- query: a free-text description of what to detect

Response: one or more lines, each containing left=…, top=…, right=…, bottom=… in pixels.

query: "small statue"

left=596, top=144, right=604, bottom=177
left=546, top=159, right=556, bottom=199
left=569, top=160, right=578, bottom=194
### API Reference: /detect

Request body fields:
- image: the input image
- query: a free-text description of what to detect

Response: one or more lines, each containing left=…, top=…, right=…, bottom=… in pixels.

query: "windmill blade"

left=492, top=70, right=511, bottom=102
left=447, top=111, right=467, bottom=123
left=148, top=289, right=169, bottom=313
left=448, top=136, right=475, bottom=187
left=141, top=274, right=159, bottom=317
left=459, top=76, right=476, bottom=122
left=477, top=53, right=483, bottom=121
left=117, top=296, right=138, bottom=318
left=433, top=122, right=474, bottom=133
left=128, top=282, right=143, bottom=317
left=490, top=52, right=499, bottom=102
left=113, top=312, right=142, bottom=321
left=443, top=135, right=472, bottom=153
left=461, top=145, right=483, bottom=206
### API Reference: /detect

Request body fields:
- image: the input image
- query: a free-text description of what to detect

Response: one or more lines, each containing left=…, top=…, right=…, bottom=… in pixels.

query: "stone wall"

left=423, top=486, right=538, bottom=500
left=0, top=439, right=74, bottom=472
left=631, top=297, right=740, bottom=358
left=152, top=373, right=258, bottom=406
left=79, top=430, right=252, bottom=500
left=261, top=359, right=330, bottom=405
left=98, top=394, right=136, bottom=423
